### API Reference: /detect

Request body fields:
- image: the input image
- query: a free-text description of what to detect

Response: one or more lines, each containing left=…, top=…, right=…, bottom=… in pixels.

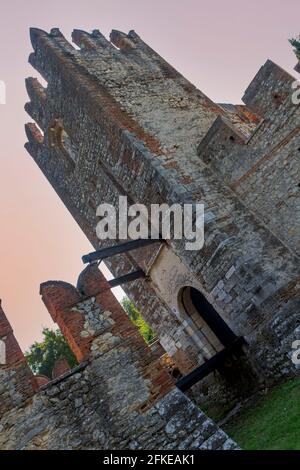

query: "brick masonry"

left=0, top=265, right=239, bottom=450
left=23, top=27, right=300, bottom=407
left=0, top=302, right=37, bottom=417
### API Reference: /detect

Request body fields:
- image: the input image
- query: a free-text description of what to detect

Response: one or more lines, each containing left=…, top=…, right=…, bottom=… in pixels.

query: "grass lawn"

left=223, top=377, right=300, bottom=450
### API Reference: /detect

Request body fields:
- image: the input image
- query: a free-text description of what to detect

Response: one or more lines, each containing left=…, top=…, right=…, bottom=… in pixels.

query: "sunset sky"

left=0, top=0, right=299, bottom=351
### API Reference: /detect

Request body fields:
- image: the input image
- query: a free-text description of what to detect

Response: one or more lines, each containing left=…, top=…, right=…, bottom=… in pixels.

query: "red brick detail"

left=35, top=375, right=50, bottom=387
left=40, top=281, right=91, bottom=362
left=52, top=357, right=71, bottom=379
left=0, top=301, right=37, bottom=393
left=80, top=266, right=175, bottom=406
left=77, top=263, right=110, bottom=297
left=41, top=265, right=175, bottom=408
left=0, top=302, right=27, bottom=368
left=39, top=281, right=81, bottom=321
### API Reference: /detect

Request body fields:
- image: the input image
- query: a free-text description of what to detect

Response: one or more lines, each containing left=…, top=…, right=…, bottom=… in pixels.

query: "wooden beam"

left=176, top=337, right=245, bottom=392
left=82, top=239, right=163, bottom=264
left=108, top=270, right=146, bottom=288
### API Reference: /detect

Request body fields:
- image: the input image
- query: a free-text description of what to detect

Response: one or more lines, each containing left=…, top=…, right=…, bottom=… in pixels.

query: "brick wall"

left=0, top=266, right=239, bottom=450
left=24, top=27, right=300, bottom=406
left=41, top=264, right=175, bottom=407
left=0, top=302, right=36, bottom=415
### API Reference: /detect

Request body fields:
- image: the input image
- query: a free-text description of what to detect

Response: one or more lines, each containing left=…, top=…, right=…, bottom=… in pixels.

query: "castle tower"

left=25, top=28, right=300, bottom=403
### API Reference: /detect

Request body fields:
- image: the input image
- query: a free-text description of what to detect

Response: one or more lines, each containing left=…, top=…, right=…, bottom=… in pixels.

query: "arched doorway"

left=185, top=287, right=237, bottom=346
left=177, top=286, right=245, bottom=391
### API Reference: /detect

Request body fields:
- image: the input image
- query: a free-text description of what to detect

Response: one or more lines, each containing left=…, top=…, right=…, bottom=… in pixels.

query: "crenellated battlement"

left=41, top=263, right=175, bottom=407
left=0, top=302, right=37, bottom=415
left=1, top=21, right=299, bottom=452
left=242, top=59, right=296, bottom=118
left=23, top=26, right=300, bottom=420
left=0, top=267, right=239, bottom=450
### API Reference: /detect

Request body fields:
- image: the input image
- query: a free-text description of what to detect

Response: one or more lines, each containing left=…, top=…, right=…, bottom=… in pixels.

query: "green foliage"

left=121, top=298, right=155, bottom=343
left=25, top=328, right=78, bottom=379
left=289, top=37, right=300, bottom=60
left=224, top=377, right=300, bottom=450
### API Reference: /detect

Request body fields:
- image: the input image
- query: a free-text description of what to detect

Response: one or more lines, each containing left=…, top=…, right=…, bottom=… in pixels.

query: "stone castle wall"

left=24, top=27, right=300, bottom=406
left=0, top=265, right=238, bottom=450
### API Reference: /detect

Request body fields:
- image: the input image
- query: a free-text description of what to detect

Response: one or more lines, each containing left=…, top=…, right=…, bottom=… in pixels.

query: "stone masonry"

left=0, top=264, right=238, bottom=450
left=23, top=27, right=300, bottom=408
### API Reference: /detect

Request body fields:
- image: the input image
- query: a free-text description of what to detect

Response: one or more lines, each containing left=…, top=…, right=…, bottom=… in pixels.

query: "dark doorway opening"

left=176, top=286, right=245, bottom=392
left=189, top=287, right=237, bottom=347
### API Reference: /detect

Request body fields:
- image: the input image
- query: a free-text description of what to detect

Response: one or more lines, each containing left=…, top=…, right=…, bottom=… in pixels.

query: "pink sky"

left=0, top=0, right=299, bottom=350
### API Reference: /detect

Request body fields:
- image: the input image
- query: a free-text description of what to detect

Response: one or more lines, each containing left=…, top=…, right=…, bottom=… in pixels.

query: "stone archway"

left=176, top=286, right=247, bottom=392
left=178, top=286, right=238, bottom=364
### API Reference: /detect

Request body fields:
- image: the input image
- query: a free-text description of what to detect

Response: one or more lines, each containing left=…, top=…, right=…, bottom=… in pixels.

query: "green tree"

left=25, top=328, right=78, bottom=378
left=121, top=298, right=155, bottom=343
left=289, top=37, right=300, bottom=60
